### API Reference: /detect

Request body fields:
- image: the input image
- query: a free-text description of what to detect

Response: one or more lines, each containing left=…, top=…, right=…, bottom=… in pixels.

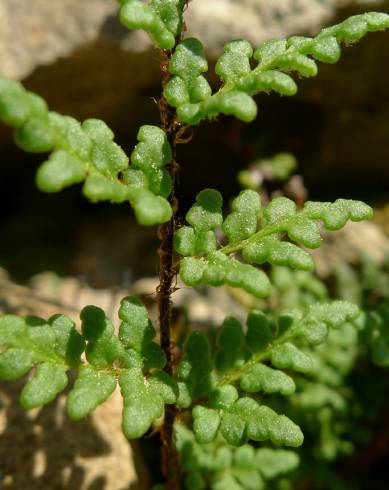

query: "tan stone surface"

left=0, top=382, right=148, bottom=490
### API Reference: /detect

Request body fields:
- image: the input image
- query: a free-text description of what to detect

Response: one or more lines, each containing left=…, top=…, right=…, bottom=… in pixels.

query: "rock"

left=0, top=383, right=149, bottom=490
left=0, top=0, right=119, bottom=80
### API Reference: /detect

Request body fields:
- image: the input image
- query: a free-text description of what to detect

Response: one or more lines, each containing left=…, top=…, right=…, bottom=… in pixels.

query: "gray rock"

left=0, top=0, right=117, bottom=79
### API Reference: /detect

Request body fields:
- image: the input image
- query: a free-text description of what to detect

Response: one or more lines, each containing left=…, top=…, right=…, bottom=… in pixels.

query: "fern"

left=0, top=79, right=173, bottom=225
left=175, top=301, right=360, bottom=448
left=176, top=189, right=372, bottom=297
left=175, top=425, right=300, bottom=490
left=160, top=12, right=389, bottom=124
left=0, top=2, right=388, bottom=489
left=0, top=298, right=178, bottom=438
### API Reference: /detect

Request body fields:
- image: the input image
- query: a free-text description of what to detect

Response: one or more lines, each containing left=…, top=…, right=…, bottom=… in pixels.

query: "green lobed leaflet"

left=175, top=301, right=361, bottom=447
left=268, top=258, right=389, bottom=464
left=288, top=320, right=361, bottom=461
left=252, top=259, right=388, bottom=463
left=0, top=297, right=177, bottom=437
left=119, top=0, right=187, bottom=50
left=159, top=12, right=389, bottom=124
left=359, top=305, right=389, bottom=368
left=0, top=79, right=173, bottom=226
left=175, top=424, right=300, bottom=490
left=269, top=265, right=329, bottom=310
left=334, top=254, right=389, bottom=367
left=175, top=189, right=373, bottom=297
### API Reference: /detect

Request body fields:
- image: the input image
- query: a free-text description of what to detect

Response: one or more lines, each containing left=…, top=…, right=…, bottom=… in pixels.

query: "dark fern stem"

left=157, top=20, right=190, bottom=488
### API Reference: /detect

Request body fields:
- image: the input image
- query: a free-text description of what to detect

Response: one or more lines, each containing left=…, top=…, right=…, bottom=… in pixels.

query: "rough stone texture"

left=0, top=382, right=149, bottom=490
left=0, top=0, right=384, bottom=79
left=0, top=0, right=118, bottom=80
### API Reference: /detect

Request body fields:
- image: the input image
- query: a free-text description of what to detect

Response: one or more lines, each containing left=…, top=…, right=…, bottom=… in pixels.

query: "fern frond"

left=175, top=424, right=300, bottom=490
left=176, top=301, right=360, bottom=448
left=163, top=12, right=389, bottom=124
left=175, top=189, right=373, bottom=297
left=119, top=0, right=187, bottom=49
left=0, top=80, right=173, bottom=225
left=0, top=297, right=178, bottom=438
